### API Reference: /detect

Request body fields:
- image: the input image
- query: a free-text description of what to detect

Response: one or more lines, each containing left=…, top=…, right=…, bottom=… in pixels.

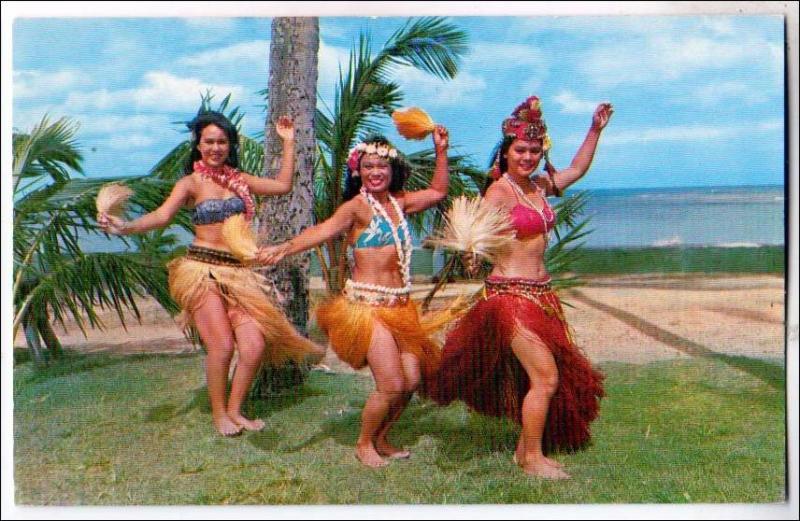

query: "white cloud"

left=64, top=71, right=245, bottom=112
left=317, top=41, right=351, bottom=87
left=316, top=38, right=503, bottom=111
left=178, top=40, right=268, bottom=67
left=14, top=70, right=89, bottom=100
left=553, top=91, right=600, bottom=114
left=599, top=120, right=781, bottom=146
left=76, top=114, right=173, bottom=136
left=700, top=18, right=736, bottom=36
left=316, top=41, right=354, bottom=109
left=466, top=42, right=546, bottom=71
left=578, top=32, right=782, bottom=88
left=757, top=118, right=783, bottom=131
left=106, top=133, right=158, bottom=150
left=12, top=105, right=71, bottom=134
left=602, top=125, right=737, bottom=146
left=512, top=16, right=680, bottom=38
left=183, top=18, right=237, bottom=31
left=393, top=66, right=487, bottom=107
left=688, top=81, right=770, bottom=106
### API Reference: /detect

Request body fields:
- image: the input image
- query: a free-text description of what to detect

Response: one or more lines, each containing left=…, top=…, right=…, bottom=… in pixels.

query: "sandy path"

left=15, top=275, right=787, bottom=370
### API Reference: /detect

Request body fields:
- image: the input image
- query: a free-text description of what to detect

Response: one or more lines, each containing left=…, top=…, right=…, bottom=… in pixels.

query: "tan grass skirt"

left=167, top=251, right=322, bottom=366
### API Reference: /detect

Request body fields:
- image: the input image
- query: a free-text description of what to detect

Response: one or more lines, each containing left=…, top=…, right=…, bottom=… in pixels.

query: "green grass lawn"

left=568, top=246, right=784, bottom=274
left=13, top=351, right=785, bottom=505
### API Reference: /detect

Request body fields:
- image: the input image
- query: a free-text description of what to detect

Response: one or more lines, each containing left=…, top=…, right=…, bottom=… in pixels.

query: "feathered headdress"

left=425, top=196, right=515, bottom=262
left=391, top=107, right=436, bottom=140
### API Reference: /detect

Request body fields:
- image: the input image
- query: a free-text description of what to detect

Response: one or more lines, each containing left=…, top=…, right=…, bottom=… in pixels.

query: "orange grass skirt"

left=315, top=294, right=461, bottom=375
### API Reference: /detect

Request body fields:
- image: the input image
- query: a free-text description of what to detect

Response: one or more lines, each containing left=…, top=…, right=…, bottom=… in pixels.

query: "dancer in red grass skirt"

left=425, top=96, right=613, bottom=479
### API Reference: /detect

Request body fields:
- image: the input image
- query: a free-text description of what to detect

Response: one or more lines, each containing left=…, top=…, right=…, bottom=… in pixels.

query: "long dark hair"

left=481, top=136, right=515, bottom=195
left=183, top=111, right=240, bottom=175
left=343, top=135, right=408, bottom=201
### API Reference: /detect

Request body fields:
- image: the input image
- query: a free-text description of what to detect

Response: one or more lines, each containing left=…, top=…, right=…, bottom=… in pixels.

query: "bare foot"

left=356, top=443, right=389, bottom=468
left=213, top=414, right=243, bottom=437
left=229, top=414, right=266, bottom=432
left=376, top=439, right=411, bottom=460
left=521, top=458, right=571, bottom=480
left=543, top=456, right=564, bottom=469
left=514, top=452, right=563, bottom=469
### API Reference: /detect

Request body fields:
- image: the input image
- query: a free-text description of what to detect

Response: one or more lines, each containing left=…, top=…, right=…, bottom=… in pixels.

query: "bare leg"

left=375, top=352, right=419, bottom=459
left=227, top=312, right=267, bottom=431
left=511, top=327, right=569, bottom=479
left=357, top=322, right=405, bottom=468
left=192, top=292, right=242, bottom=436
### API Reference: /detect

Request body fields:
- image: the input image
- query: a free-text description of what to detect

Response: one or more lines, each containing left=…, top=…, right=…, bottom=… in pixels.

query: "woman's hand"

left=276, top=115, right=295, bottom=142
left=432, top=124, right=449, bottom=153
left=462, top=252, right=481, bottom=278
left=256, top=242, right=291, bottom=265
left=592, top=103, right=614, bottom=131
left=97, top=212, right=129, bottom=235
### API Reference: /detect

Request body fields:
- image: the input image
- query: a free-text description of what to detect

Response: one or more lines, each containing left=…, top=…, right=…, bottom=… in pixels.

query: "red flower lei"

left=193, top=160, right=255, bottom=221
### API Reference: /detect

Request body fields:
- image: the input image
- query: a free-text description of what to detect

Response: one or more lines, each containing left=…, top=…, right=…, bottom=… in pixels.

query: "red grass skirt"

left=423, top=276, right=605, bottom=453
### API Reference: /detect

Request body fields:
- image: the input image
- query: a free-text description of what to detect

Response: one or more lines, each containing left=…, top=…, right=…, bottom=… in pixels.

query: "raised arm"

left=256, top=199, right=358, bottom=265
left=401, top=125, right=450, bottom=214
left=243, top=115, right=297, bottom=196
left=98, top=176, right=192, bottom=235
left=549, top=103, right=613, bottom=195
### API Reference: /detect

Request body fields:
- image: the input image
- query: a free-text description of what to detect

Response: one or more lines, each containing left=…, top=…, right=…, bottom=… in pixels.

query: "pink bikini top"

left=509, top=188, right=556, bottom=239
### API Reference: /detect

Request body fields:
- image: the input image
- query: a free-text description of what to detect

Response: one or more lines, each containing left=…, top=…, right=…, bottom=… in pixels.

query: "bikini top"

left=191, top=196, right=246, bottom=225
left=509, top=188, right=556, bottom=239
left=352, top=214, right=409, bottom=249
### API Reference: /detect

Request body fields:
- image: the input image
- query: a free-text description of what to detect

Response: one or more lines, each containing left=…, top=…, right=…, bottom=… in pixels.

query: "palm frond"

left=14, top=251, right=177, bottom=339
left=315, top=17, right=470, bottom=228
left=13, top=115, right=83, bottom=193
left=545, top=191, right=593, bottom=287
left=380, top=17, right=468, bottom=80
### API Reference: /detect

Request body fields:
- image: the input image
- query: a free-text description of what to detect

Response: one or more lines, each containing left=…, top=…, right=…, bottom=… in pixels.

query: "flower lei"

left=193, top=160, right=255, bottom=221
left=347, top=142, right=399, bottom=177
left=358, top=186, right=413, bottom=291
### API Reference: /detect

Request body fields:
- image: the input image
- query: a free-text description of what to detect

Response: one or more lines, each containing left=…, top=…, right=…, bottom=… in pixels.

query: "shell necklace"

left=503, top=173, right=555, bottom=246
left=359, top=187, right=413, bottom=292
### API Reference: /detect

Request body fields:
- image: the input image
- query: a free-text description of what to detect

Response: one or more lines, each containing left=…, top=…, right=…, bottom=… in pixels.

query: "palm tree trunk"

left=37, top=312, right=64, bottom=359
left=22, top=315, right=46, bottom=366
left=254, top=17, right=319, bottom=397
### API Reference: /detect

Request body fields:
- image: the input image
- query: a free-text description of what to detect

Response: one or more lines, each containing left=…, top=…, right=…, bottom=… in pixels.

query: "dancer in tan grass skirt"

left=99, top=111, right=322, bottom=436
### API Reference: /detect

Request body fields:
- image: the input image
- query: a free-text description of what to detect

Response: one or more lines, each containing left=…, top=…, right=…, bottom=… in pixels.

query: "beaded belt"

left=485, top=276, right=552, bottom=296
left=343, top=279, right=411, bottom=307
left=484, top=276, right=578, bottom=344
left=483, top=276, right=561, bottom=316
left=185, top=245, right=243, bottom=267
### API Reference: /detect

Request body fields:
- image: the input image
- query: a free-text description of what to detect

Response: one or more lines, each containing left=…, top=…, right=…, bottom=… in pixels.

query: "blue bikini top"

left=191, top=197, right=246, bottom=225
left=353, top=214, right=408, bottom=249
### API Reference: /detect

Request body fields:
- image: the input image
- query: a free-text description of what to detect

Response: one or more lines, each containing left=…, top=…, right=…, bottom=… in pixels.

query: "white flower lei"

left=357, top=187, right=413, bottom=292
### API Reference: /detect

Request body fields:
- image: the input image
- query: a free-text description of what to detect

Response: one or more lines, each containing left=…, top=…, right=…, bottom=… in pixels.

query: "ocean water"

left=77, top=185, right=786, bottom=255
left=574, top=185, right=785, bottom=249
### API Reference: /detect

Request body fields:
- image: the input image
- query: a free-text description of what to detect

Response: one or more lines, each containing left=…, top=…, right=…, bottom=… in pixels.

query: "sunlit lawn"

left=13, top=350, right=785, bottom=505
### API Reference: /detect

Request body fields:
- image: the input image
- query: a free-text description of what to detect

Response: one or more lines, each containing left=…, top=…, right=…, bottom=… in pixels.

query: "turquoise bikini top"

left=353, top=214, right=408, bottom=249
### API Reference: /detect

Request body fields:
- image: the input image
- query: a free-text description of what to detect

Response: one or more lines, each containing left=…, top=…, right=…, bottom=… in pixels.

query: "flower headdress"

left=347, top=141, right=399, bottom=177
left=490, top=95, right=560, bottom=195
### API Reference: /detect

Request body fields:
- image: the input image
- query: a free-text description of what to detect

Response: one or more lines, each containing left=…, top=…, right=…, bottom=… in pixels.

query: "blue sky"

left=11, top=14, right=785, bottom=189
